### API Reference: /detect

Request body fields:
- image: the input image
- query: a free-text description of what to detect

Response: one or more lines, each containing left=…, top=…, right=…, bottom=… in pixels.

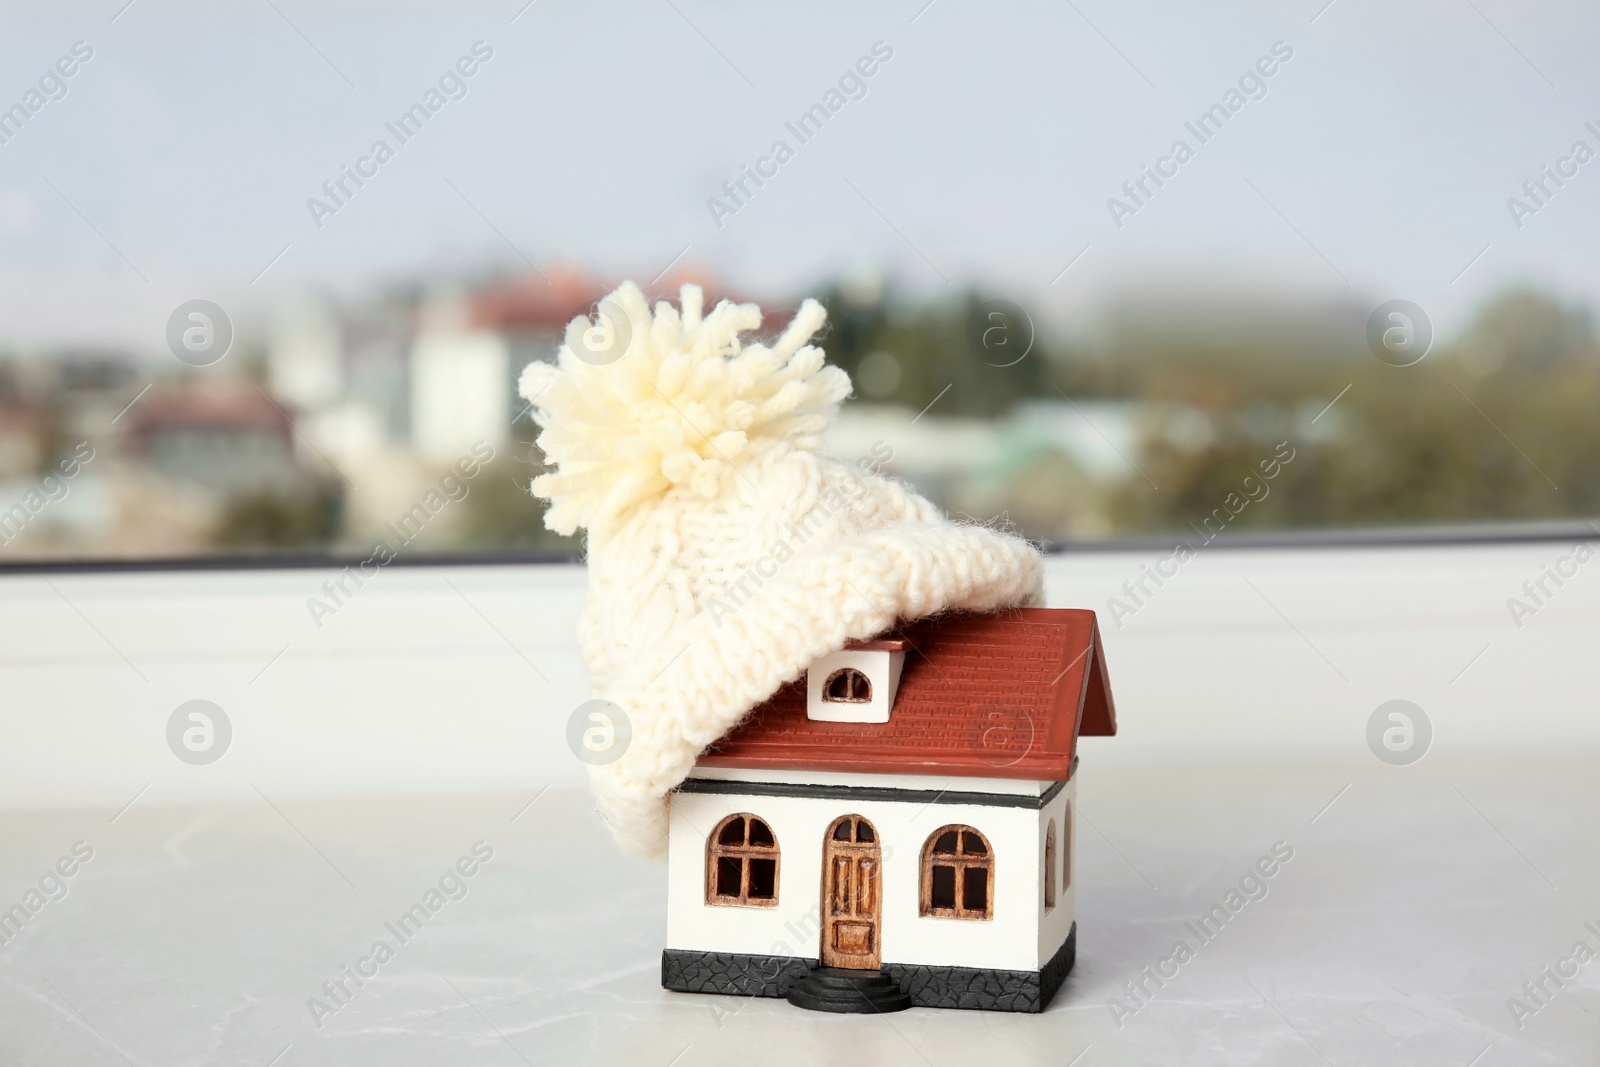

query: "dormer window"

left=823, top=668, right=872, bottom=703
left=805, top=636, right=913, bottom=723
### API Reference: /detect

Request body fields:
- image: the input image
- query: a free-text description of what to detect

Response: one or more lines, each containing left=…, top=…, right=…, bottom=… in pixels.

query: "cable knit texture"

left=522, top=282, right=1043, bottom=857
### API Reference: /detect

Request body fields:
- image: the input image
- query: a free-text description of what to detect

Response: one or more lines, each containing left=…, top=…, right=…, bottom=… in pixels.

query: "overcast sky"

left=0, top=0, right=1596, bottom=355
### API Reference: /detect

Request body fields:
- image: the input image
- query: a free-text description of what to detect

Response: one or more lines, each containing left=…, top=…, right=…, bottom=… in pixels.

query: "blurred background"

left=5, top=8, right=1600, bottom=1061
left=1, top=0, right=1597, bottom=561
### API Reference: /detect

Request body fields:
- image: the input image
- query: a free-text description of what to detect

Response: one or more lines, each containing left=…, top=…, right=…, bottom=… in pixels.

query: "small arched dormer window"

left=706, top=814, right=779, bottom=907
left=823, top=668, right=872, bottom=703
left=920, top=825, right=993, bottom=920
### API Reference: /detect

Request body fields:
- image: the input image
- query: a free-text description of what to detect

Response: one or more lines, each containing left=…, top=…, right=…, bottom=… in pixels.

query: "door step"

left=785, top=966, right=913, bottom=1014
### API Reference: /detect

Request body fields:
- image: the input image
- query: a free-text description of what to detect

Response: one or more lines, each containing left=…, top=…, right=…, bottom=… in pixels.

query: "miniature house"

left=662, top=608, right=1117, bottom=1013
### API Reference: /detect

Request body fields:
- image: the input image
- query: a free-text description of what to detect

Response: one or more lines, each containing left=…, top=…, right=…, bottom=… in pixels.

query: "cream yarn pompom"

left=520, top=282, right=847, bottom=539
left=523, top=283, right=1043, bottom=857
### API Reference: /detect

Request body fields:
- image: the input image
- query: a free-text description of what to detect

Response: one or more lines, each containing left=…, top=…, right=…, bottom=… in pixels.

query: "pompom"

left=521, top=282, right=850, bottom=537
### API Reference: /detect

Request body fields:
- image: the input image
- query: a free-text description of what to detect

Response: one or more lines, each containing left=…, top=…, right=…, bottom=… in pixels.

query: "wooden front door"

left=821, top=815, right=882, bottom=970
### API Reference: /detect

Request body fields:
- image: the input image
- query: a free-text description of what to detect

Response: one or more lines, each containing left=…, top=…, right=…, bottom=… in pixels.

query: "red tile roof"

left=469, top=264, right=757, bottom=336
left=124, top=386, right=293, bottom=453
left=699, top=608, right=1116, bottom=781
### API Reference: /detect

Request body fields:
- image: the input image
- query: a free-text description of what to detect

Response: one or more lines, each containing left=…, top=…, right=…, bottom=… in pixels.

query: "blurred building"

left=51, top=349, right=141, bottom=421
left=826, top=399, right=1143, bottom=541
left=269, top=304, right=343, bottom=411
left=471, top=263, right=752, bottom=391
left=410, top=291, right=511, bottom=464
left=0, top=400, right=46, bottom=480
left=123, top=384, right=300, bottom=495
left=0, top=260, right=745, bottom=557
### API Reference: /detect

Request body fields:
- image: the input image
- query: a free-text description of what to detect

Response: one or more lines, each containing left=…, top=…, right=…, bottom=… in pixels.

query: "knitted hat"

left=521, top=282, right=1043, bottom=857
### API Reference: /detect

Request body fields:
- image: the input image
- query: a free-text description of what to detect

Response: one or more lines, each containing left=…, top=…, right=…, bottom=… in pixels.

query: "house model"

left=662, top=607, right=1117, bottom=1013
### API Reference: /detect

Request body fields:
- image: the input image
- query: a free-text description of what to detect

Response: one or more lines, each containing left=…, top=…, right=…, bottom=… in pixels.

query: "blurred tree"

left=813, top=283, right=1070, bottom=418
left=1113, top=289, right=1600, bottom=536
left=212, top=482, right=343, bottom=550
left=454, top=451, right=580, bottom=555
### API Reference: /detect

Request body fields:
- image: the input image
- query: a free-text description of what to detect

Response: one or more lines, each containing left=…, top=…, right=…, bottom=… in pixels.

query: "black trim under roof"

left=674, top=775, right=1072, bottom=811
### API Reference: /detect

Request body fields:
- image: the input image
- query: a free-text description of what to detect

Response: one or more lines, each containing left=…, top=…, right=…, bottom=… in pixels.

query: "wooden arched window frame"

left=823, top=668, right=872, bottom=703
left=706, top=814, right=779, bottom=907
left=920, top=825, right=993, bottom=920
left=1044, top=818, right=1057, bottom=910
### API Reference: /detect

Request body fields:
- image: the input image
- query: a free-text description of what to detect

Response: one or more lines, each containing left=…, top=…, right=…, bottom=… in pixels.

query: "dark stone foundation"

left=659, top=948, right=812, bottom=999
left=662, top=923, right=1076, bottom=1013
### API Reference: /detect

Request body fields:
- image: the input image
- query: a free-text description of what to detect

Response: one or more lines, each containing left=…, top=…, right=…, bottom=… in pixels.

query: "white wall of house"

left=1037, top=779, right=1076, bottom=963
left=667, top=776, right=1071, bottom=972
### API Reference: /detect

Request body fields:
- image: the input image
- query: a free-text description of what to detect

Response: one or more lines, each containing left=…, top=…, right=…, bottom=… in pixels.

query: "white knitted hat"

left=521, top=282, right=1043, bottom=857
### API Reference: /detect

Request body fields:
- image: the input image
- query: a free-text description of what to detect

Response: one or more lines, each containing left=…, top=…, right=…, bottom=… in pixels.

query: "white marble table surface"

left=1, top=755, right=1595, bottom=1066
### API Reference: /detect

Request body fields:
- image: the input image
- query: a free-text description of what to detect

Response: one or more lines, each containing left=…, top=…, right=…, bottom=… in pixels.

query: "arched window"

left=920, top=825, right=993, bottom=920
left=823, top=668, right=872, bottom=703
left=1063, top=801, right=1072, bottom=890
left=706, top=814, right=779, bottom=907
left=1044, top=818, right=1057, bottom=910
